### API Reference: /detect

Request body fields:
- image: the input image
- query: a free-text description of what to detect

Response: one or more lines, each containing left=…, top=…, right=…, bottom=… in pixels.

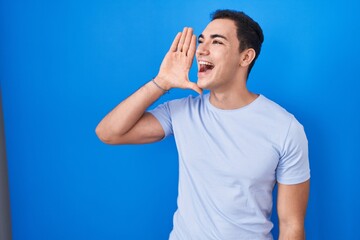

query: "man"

left=96, top=9, right=310, bottom=240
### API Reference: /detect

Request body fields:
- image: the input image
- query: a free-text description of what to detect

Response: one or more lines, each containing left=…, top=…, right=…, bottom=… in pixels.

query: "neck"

left=209, top=78, right=258, bottom=110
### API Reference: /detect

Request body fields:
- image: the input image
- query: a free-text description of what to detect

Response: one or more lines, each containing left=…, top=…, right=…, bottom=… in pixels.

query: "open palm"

left=157, top=27, right=202, bottom=94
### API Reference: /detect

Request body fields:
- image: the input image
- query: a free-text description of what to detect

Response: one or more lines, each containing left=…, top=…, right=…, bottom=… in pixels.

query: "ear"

left=239, top=48, right=256, bottom=67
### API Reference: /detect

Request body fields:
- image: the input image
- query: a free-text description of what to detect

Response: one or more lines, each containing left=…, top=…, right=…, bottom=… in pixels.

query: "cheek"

left=227, top=53, right=241, bottom=68
left=218, top=53, right=238, bottom=69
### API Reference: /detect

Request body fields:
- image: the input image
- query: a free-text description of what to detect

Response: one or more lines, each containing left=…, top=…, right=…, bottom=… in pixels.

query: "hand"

left=155, top=27, right=202, bottom=94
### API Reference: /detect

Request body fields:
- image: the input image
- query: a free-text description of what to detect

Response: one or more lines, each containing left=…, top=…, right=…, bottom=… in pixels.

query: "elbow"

left=95, top=124, right=127, bottom=145
left=95, top=125, right=114, bottom=144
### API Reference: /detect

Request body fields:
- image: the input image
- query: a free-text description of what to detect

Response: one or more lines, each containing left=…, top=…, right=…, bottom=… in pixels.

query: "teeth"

left=198, top=61, right=214, bottom=66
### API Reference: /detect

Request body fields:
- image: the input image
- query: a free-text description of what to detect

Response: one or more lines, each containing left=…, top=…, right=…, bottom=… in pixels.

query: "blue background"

left=1, top=0, right=360, bottom=239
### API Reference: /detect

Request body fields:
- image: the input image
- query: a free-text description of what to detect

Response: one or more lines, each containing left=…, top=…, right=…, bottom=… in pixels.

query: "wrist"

left=151, top=79, right=169, bottom=94
left=154, top=75, right=171, bottom=91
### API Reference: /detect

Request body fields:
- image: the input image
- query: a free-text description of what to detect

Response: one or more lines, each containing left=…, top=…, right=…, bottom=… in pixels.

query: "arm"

left=277, top=180, right=310, bottom=240
left=95, top=27, right=202, bottom=144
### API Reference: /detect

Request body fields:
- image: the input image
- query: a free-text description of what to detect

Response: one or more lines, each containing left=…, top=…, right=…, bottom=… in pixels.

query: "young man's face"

left=196, top=19, right=243, bottom=90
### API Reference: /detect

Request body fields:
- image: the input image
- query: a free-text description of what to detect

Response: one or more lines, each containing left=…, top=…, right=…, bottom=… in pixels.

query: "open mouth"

left=198, top=60, right=215, bottom=73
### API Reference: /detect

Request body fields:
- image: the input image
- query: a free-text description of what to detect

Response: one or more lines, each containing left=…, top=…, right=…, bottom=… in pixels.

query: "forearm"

left=277, top=181, right=309, bottom=240
left=278, top=223, right=305, bottom=240
left=95, top=77, right=165, bottom=141
left=96, top=27, right=199, bottom=143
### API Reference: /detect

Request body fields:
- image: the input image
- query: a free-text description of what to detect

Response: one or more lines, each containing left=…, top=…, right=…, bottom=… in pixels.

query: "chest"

left=172, top=109, right=281, bottom=184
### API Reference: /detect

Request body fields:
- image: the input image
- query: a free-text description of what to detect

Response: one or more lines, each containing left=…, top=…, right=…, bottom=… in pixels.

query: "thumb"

left=186, top=81, right=203, bottom=95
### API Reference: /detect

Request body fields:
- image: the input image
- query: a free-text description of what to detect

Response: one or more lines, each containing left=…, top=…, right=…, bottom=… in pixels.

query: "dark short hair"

left=211, top=9, right=264, bottom=76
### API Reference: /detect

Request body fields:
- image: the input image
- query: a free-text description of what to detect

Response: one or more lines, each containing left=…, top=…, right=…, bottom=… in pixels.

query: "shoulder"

left=167, top=93, right=205, bottom=109
left=150, top=94, right=204, bottom=119
left=257, top=95, right=306, bottom=129
left=258, top=95, right=294, bottom=120
left=256, top=95, right=306, bottom=144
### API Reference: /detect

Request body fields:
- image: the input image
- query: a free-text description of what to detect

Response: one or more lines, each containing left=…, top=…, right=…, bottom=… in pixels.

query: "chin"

left=197, top=77, right=211, bottom=89
left=197, top=80, right=208, bottom=90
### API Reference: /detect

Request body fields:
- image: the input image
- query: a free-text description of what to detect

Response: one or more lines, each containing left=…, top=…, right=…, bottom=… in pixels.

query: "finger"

left=187, top=34, right=197, bottom=59
left=182, top=28, right=193, bottom=54
left=177, top=27, right=188, bottom=52
left=187, top=81, right=203, bottom=95
left=170, top=32, right=181, bottom=52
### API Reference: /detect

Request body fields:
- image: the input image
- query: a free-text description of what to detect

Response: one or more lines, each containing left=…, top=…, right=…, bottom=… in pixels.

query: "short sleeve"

left=276, top=116, right=311, bottom=184
left=147, top=102, right=173, bottom=138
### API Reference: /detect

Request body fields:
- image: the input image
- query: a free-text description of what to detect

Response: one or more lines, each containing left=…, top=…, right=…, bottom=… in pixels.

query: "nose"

left=196, top=43, right=210, bottom=56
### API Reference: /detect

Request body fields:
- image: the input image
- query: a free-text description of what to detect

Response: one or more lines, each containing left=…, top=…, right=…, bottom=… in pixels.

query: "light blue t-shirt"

left=149, top=93, right=310, bottom=240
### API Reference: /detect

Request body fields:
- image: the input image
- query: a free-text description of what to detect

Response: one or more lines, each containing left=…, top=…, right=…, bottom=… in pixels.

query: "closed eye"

left=197, top=39, right=223, bottom=45
left=213, top=40, right=223, bottom=45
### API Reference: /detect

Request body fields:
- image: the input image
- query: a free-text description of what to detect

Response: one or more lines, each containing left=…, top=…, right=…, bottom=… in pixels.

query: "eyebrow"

left=198, top=34, right=228, bottom=41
